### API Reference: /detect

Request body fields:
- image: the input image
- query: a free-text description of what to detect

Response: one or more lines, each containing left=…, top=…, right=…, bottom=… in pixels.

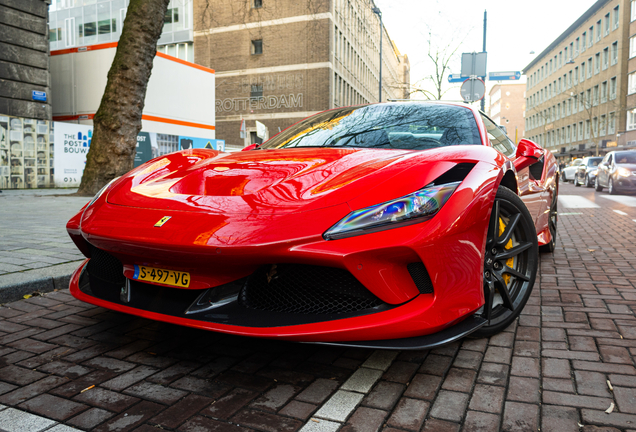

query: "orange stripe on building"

left=54, top=113, right=215, bottom=131
left=53, top=114, right=96, bottom=121
left=51, top=42, right=118, bottom=56
left=142, top=115, right=215, bottom=130
left=156, top=52, right=215, bottom=74
left=51, top=43, right=215, bottom=74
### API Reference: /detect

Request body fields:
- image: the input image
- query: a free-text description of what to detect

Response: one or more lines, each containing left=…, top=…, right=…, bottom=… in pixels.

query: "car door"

left=480, top=114, right=544, bottom=223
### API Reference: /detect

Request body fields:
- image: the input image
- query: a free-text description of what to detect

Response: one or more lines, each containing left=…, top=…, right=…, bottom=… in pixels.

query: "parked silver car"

left=595, top=150, right=636, bottom=194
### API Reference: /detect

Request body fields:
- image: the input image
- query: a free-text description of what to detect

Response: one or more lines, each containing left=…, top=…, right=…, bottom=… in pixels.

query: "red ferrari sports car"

left=67, top=102, right=558, bottom=349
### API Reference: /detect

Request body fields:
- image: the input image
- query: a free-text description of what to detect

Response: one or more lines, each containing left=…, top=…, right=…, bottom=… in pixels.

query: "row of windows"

left=527, top=81, right=617, bottom=131
left=527, top=60, right=617, bottom=111
left=528, top=4, right=620, bottom=89
left=334, top=72, right=369, bottom=107
left=528, top=114, right=616, bottom=148
left=49, top=0, right=191, bottom=51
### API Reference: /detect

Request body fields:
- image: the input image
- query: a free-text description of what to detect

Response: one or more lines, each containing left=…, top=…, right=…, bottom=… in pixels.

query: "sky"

left=374, top=0, right=600, bottom=102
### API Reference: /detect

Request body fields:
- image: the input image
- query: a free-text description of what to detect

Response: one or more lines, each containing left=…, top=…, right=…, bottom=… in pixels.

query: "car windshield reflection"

left=259, top=103, right=482, bottom=151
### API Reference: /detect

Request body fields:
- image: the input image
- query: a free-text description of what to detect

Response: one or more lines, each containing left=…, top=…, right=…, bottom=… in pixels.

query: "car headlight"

left=324, top=181, right=460, bottom=240
left=589, top=169, right=597, bottom=176
left=87, top=176, right=121, bottom=208
left=618, top=167, right=631, bottom=177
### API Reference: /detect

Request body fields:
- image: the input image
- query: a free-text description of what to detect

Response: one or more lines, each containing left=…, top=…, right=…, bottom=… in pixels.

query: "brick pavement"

left=0, top=184, right=634, bottom=431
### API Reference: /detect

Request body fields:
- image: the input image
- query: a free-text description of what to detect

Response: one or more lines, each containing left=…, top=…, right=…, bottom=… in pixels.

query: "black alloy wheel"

left=609, top=177, right=618, bottom=195
left=595, top=176, right=603, bottom=192
left=473, top=186, right=538, bottom=338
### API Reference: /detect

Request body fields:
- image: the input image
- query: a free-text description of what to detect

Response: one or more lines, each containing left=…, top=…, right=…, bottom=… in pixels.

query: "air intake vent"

left=87, top=245, right=125, bottom=285
left=407, top=262, right=434, bottom=294
left=239, top=264, right=385, bottom=315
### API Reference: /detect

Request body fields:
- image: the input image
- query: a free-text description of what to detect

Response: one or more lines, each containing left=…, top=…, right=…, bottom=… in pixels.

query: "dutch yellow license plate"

left=133, top=265, right=190, bottom=288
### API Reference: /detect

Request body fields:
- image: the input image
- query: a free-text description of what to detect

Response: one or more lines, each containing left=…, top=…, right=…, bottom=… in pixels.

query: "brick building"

left=0, top=0, right=51, bottom=120
left=488, top=83, right=526, bottom=144
left=523, top=0, right=631, bottom=160
left=194, top=0, right=410, bottom=150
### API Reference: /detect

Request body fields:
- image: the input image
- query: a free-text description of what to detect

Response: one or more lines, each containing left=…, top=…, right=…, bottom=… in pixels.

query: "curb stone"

left=0, top=260, right=84, bottom=303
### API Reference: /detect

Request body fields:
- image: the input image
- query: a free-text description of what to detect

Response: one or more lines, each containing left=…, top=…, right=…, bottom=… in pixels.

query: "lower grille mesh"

left=239, top=264, right=385, bottom=315
left=87, top=245, right=125, bottom=285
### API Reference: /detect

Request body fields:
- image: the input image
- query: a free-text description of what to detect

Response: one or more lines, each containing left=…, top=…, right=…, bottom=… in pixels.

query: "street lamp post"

left=372, top=6, right=382, bottom=103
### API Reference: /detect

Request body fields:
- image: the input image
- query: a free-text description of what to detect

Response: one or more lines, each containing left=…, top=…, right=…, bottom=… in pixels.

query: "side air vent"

left=407, top=262, right=434, bottom=294
left=428, top=163, right=476, bottom=186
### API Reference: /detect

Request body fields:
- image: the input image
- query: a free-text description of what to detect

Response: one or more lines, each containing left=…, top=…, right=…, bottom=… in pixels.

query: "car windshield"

left=259, top=103, right=482, bottom=151
left=615, top=152, right=636, bottom=164
left=587, top=158, right=602, bottom=167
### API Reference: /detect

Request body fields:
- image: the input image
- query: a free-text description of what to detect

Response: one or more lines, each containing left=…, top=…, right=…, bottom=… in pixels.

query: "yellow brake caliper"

left=498, top=218, right=514, bottom=286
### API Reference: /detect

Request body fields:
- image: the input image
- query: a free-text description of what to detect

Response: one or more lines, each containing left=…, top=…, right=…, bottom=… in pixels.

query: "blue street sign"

left=448, top=74, right=466, bottom=83
left=488, top=71, right=522, bottom=81
left=32, top=91, right=47, bottom=102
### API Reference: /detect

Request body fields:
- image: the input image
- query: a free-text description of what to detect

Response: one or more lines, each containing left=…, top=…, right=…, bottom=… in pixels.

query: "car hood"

left=107, top=147, right=483, bottom=215
left=616, top=163, right=636, bottom=170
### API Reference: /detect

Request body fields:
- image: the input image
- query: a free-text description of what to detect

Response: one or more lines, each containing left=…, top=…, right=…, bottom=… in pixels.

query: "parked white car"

left=561, top=159, right=583, bottom=182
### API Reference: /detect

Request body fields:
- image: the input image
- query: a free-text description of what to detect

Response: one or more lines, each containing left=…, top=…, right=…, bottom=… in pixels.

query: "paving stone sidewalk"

left=0, top=185, right=634, bottom=431
left=0, top=189, right=88, bottom=302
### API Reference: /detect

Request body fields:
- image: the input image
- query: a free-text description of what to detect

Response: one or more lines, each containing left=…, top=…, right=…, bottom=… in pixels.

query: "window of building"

left=593, top=85, right=599, bottom=106
left=610, top=76, right=617, bottom=99
left=631, top=36, right=636, bottom=58
left=585, top=120, right=591, bottom=139
left=594, top=53, right=600, bottom=74
left=605, top=13, right=611, bottom=35
left=628, top=112, right=636, bottom=131
left=580, top=62, right=585, bottom=81
left=614, top=5, right=620, bottom=30
left=601, top=81, right=608, bottom=103
left=250, top=83, right=263, bottom=99
left=573, top=95, right=578, bottom=112
left=566, top=125, right=571, bottom=143
left=630, top=72, right=636, bottom=94
left=582, top=32, right=587, bottom=51
left=586, top=89, right=592, bottom=108
left=597, top=20, right=602, bottom=41
left=589, top=26, right=594, bottom=46
left=549, top=59, right=553, bottom=73
left=574, top=66, right=579, bottom=84
left=602, top=47, right=609, bottom=70
left=587, top=58, right=592, bottom=78
left=609, top=112, right=616, bottom=134
left=253, top=0, right=262, bottom=8
left=564, top=47, right=568, bottom=62
left=632, top=0, right=636, bottom=22
left=612, top=41, right=619, bottom=65
left=251, top=39, right=263, bottom=55
left=600, top=114, right=607, bottom=136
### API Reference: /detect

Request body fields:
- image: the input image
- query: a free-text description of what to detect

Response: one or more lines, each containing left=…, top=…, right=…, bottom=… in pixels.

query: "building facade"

left=0, top=0, right=51, bottom=120
left=48, top=0, right=194, bottom=62
left=523, top=0, right=630, bottom=160
left=193, top=0, right=410, bottom=150
left=488, top=83, right=526, bottom=144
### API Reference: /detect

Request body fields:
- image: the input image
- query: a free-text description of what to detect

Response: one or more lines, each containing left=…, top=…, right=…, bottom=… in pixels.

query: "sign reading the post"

left=488, top=71, right=521, bottom=81
left=461, top=53, right=487, bottom=78
left=460, top=78, right=486, bottom=103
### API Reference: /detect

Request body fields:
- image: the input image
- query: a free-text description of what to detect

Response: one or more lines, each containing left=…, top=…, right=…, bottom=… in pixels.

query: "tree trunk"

left=76, top=0, right=170, bottom=196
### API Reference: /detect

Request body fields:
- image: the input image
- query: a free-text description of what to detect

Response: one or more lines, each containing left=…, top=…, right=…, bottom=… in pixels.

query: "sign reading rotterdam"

left=216, top=94, right=303, bottom=113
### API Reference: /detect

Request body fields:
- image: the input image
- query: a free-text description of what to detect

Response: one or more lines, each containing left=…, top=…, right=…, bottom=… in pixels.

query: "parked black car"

left=574, top=157, right=603, bottom=188
left=595, top=150, right=636, bottom=194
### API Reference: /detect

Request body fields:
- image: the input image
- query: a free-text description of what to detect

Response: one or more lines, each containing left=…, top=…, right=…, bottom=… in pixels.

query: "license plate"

left=133, top=265, right=190, bottom=288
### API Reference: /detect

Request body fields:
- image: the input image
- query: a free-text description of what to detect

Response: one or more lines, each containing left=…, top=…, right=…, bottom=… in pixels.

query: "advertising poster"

left=53, top=122, right=93, bottom=187
left=179, top=136, right=225, bottom=151
left=133, top=132, right=158, bottom=167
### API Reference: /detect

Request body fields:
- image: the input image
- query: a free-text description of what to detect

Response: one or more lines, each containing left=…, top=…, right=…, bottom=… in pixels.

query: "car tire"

left=539, top=189, right=558, bottom=254
left=575, top=175, right=581, bottom=187
left=595, top=177, right=603, bottom=192
left=473, top=186, right=538, bottom=338
left=609, top=177, right=618, bottom=195
left=562, top=172, right=568, bottom=182
left=585, top=175, right=592, bottom=188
